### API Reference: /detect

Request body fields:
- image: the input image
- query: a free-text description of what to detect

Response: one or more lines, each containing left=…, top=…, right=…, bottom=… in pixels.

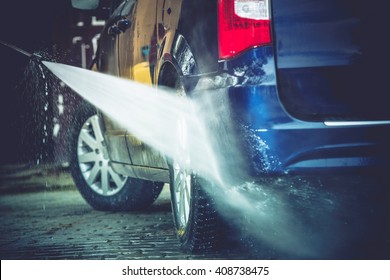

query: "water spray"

left=1, top=39, right=52, bottom=165
left=42, top=61, right=339, bottom=258
left=0, top=39, right=355, bottom=258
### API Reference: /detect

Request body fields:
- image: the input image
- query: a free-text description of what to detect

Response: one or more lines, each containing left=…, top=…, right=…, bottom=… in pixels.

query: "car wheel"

left=69, top=102, right=163, bottom=211
left=169, top=80, right=220, bottom=252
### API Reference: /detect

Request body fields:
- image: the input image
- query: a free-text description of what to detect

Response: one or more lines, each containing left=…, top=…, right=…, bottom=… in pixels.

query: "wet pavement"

left=0, top=164, right=389, bottom=260
left=0, top=188, right=238, bottom=259
left=0, top=164, right=251, bottom=260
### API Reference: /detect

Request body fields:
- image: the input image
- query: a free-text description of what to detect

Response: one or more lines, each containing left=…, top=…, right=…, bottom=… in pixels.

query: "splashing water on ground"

left=42, top=61, right=349, bottom=258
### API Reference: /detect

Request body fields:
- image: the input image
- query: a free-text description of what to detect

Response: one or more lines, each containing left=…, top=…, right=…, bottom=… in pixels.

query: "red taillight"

left=218, top=0, right=271, bottom=60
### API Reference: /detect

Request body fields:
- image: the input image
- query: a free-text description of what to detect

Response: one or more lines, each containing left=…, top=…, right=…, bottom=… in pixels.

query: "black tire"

left=167, top=75, right=220, bottom=252
left=169, top=166, right=220, bottom=252
left=69, top=102, right=163, bottom=211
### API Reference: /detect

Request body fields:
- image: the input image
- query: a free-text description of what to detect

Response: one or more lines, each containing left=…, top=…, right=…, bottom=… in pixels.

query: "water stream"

left=42, top=61, right=348, bottom=258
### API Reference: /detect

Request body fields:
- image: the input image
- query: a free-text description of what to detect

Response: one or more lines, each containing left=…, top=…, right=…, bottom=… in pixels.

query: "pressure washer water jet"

left=1, top=40, right=340, bottom=257
left=42, top=61, right=342, bottom=258
left=42, top=61, right=225, bottom=185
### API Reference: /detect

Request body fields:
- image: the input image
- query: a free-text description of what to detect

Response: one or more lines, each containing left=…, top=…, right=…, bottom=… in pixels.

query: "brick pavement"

left=0, top=163, right=74, bottom=194
left=0, top=164, right=257, bottom=259
left=2, top=164, right=389, bottom=259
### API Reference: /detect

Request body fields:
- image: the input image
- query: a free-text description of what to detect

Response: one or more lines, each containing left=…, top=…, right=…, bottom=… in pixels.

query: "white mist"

left=43, top=61, right=342, bottom=258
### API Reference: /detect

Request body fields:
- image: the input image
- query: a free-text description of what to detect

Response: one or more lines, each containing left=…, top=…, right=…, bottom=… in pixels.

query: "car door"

left=117, top=0, right=168, bottom=170
left=118, top=0, right=156, bottom=84
left=97, top=0, right=133, bottom=165
left=97, top=1, right=124, bottom=75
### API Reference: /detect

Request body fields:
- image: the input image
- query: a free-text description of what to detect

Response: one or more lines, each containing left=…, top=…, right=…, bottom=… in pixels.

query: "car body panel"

left=91, top=0, right=389, bottom=181
left=191, top=45, right=390, bottom=175
left=272, top=0, right=390, bottom=121
left=119, top=0, right=155, bottom=83
left=96, top=0, right=170, bottom=180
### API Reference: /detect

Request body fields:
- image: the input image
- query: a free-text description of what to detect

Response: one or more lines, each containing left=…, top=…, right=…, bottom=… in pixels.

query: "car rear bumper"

left=184, top=47, right=390, bottom=176
left=227, top=85, right=390, bottom=175
left=242, top=117, right=390, bottom=175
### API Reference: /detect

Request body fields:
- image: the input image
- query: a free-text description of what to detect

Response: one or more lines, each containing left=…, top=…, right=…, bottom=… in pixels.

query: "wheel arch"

left=158, top=61, right=181, bottom=88
left=157, top=34, right=200, bottom=92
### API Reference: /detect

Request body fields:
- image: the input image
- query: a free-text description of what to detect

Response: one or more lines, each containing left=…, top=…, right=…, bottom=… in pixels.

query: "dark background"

left=0, top=0, right=101, bottom=164
left=0, top=0, right=68, bottom=164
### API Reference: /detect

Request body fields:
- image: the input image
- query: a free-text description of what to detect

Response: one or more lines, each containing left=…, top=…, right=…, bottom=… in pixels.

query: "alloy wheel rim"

left=173, top=162, right=192, bottom=230
left=77, top=115, right=127, bottom=196
left=173, top=84, right=192, bottom=230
